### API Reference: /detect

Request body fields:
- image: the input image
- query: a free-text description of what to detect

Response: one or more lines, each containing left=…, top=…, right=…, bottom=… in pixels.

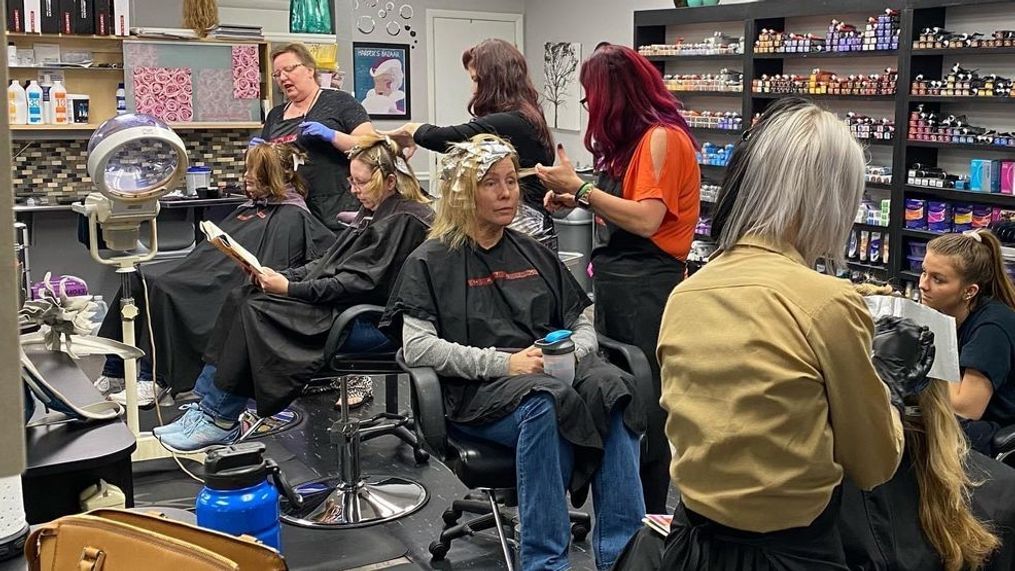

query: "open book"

left=642, top=514, right=672, bottom=537
left=199, top=220, right=265, bottom=275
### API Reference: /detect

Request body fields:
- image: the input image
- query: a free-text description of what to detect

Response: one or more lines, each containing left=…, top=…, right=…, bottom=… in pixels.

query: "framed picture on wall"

left=352, top=42, right=411, bottom=119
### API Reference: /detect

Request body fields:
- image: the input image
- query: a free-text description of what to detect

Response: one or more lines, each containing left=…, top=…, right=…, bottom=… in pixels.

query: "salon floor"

left=78, top=357, right=676, bottom=570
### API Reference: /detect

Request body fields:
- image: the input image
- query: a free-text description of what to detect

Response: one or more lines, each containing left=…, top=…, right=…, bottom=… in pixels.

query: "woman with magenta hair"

left=537, top=44, right=700, bottom=514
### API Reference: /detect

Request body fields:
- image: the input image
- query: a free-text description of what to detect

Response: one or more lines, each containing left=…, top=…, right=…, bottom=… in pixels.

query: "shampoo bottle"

left=40, top=74, right=52, bottom=124
left=25, top=80, right=43, bottom=125
left=52, top=80, right=68, bottom=124
left=8, top=80, right=27, bottom=125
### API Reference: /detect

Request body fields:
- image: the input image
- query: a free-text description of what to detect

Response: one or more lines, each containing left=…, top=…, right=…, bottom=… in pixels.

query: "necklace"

left=284, top=87, right=322, bottom=120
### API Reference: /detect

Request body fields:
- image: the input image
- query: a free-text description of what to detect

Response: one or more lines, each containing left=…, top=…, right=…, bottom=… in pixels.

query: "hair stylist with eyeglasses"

left=256, top=43, right=376, bottom=230
left=535, top=44, right=700, bottom=514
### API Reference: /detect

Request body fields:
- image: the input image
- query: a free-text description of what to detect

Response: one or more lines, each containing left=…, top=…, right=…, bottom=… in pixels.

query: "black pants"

left=613, top=489, right=847, bottom=571
left=594, top=257, right=683, bottom=514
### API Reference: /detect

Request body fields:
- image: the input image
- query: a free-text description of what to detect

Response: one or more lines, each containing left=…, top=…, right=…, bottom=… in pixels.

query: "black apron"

left=592, top=173, right=685, bottom=514
left=613, top=489, right=848, bottom=571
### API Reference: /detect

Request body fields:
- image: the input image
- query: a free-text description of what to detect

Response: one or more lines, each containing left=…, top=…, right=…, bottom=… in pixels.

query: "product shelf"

left=909, top=95, right=1015, bottom=105
left=854, top=222, right=891, bottom=233
left=752, top=93, right=897, bottom=101
left=846, top=260, right=889, bottom=274
left=904, top=185, right=1015, bottom=208
left=912, top=47, right=1015, bottom=56
left=647, top=54, right=743, bottom=62
left=754, top=50, right=898, bottom=60
left=906, top=140, right=1015, bottom=154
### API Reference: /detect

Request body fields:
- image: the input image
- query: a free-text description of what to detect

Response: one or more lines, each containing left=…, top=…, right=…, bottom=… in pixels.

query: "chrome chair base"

left=280, top=475, right=428, bottom=529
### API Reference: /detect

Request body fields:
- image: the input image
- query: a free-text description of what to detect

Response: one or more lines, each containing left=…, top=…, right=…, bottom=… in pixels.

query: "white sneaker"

left=93, top=375, right=125, bottom=396
left=109, top=380, right=157, bottom=408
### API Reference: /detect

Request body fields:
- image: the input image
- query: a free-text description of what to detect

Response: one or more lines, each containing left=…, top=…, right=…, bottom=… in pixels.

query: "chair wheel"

left=429, top=540, right=450, bottom=561
left=571, top=522, right=589, bottom=542
left=442, top=508, right=462, bottom=526
left=414, top=448, right=431, bottom=464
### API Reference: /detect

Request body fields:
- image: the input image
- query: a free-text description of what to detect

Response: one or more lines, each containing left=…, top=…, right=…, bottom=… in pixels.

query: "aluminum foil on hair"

left=438, top=139, right=516, bottom=193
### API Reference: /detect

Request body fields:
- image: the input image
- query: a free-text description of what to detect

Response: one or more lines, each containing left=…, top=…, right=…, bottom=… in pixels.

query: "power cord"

left=139, top=270, right=205, bottom=484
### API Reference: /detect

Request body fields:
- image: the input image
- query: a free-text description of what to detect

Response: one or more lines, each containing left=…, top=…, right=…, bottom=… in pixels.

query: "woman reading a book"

left=381, top=135, right=645, bottom=571
left=95, top=142, right=334, bottom=407
left=155, top=135, right=432, bottom=453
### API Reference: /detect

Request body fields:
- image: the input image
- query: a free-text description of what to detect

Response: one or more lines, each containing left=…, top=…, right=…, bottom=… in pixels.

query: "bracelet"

left=575, top=181, right=594, bottom=204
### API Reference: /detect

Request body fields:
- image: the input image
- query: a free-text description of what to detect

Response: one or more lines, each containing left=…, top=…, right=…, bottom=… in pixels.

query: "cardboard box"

left=93, top=0, right=111, bottom=36
left=111, top=0, right=129, bottom=36
left=58, top=0, right=74, bottom=34
left=7, top=0, right=25, bottom=33
left=1002, top=161, right=1015, bottom=195
left=23, top=0, right=41, bottom=33
left=39, top=0, right=59, bottom=33
left=74, top=0, right=94, bottom=34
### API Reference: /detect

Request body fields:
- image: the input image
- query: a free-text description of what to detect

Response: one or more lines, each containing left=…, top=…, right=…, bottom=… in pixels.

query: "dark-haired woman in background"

left=383, top=38, right=556, bottom=239
left=536, top=44, right=700, bottom=513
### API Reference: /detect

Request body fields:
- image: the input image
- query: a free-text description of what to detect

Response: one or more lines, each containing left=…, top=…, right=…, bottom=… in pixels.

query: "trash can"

left=554, top=208, right=593, bottom=292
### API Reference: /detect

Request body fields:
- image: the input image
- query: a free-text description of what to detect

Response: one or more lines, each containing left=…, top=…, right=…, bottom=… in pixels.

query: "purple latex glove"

left=299, top=121, right=336, bottom=143
left=248, top=136, right=266, bottom=148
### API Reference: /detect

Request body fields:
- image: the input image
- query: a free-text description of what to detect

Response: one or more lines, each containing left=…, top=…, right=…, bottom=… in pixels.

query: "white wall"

left=523, top=0, right=756, bottom=168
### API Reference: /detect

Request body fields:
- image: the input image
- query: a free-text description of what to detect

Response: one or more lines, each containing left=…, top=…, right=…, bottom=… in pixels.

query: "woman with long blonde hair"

left=838, top=377, right=1015, bottom=570
left=154, top=135, right=433, bottom=453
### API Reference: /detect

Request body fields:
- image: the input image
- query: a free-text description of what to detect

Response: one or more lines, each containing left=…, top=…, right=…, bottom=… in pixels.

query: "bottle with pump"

left=40, top=74, right=53, bottom=124
left=8, top=80, right=27, bottom=125
left=115, top=82, right=126, bottom=115
left=51, top=80, right=68, bottom=124
left=25, top=80, right=43, bottom=125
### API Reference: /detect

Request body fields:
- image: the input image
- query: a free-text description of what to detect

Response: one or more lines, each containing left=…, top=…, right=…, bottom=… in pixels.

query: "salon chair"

left=277, top=304, right=429, bottom=529
left=397, top=336, right=653, bottom=569
left=994, top=425, right=1015, bottom=467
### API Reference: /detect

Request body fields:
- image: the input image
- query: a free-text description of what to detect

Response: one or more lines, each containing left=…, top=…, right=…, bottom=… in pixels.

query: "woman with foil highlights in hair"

left=155, top=136, right=432, bottom=453
left=383, top=134, right=645, bottom=571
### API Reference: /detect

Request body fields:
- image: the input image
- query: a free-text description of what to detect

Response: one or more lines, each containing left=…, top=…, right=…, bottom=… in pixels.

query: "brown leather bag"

left=25, top=509, right=288, bottom=570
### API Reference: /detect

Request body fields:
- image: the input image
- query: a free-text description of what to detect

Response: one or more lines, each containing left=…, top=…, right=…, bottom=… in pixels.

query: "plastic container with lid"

left=535, top=330, right=576, bottom=384
left=186, top=166, right=213, bottom=196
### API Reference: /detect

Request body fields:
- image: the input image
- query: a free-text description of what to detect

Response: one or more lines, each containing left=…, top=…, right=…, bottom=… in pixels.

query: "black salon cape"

left=611, top=451, right=1015, bottom=571
left=204, top=195, right=433, bottom=417
left=98, top=203, right=335, bottom=393
left=837, top=450, right=1015, bottom=571
left=381, top=229, right=646, bottom=496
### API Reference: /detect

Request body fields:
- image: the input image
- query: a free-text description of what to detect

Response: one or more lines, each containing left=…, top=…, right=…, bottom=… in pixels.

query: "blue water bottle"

left=196, top=442, right=302, bottom=551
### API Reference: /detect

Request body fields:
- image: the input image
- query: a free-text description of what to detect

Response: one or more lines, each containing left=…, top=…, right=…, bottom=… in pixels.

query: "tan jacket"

left=657, top=236, right=903, bottom=532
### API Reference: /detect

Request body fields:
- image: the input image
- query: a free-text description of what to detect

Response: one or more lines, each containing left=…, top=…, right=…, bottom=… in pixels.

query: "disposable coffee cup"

left=535, top=330, right=576, bottom=384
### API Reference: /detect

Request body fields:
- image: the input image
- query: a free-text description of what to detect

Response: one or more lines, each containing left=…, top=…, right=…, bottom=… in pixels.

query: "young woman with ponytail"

left=919, top=229, right=1015, bottom=454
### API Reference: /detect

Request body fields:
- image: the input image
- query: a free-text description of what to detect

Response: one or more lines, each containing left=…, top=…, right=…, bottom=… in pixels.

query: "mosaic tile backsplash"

left=11, top=128, right=257, bottom=203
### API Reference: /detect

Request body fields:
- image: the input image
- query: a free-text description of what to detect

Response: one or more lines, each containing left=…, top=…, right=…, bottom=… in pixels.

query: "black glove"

left=871, top=316, right=936, bottom=414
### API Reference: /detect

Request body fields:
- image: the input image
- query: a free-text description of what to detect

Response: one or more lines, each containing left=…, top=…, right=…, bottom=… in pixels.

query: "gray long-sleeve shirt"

left=401, top=314, right=597, bottom=379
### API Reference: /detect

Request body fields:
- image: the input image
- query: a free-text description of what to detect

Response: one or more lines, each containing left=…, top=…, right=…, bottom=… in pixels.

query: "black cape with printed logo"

left=205, top=195, right=433, bottom=417
left=381, top=229, right=646, bottom=495
left=98, top=202, right=335, bottom=394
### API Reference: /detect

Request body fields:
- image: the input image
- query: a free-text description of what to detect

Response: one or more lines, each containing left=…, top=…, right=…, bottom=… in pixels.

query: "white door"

left=426, top=10, right=524, bottom=186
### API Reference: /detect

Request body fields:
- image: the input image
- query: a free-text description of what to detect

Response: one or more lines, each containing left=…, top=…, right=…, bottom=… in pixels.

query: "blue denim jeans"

left=102, top=355, right=153, bottom=383
left=451, top=393, right=645, bottom=571
left=195, top=318, right=393, bottom=423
